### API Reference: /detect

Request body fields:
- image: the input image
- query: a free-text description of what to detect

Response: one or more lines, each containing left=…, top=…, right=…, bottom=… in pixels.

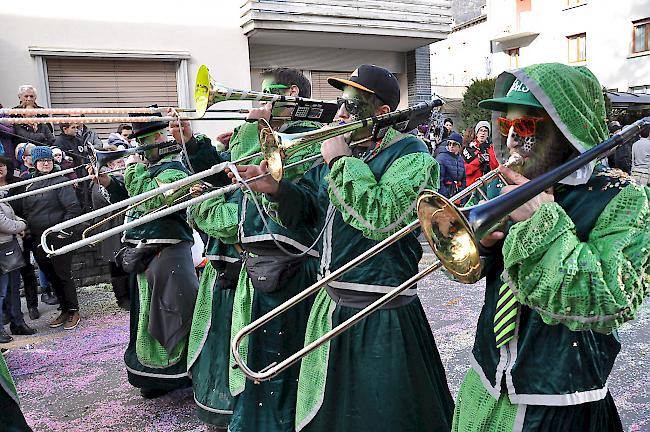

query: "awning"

left=490, top=32, right=539, bottom=53
left=606, top=91, right=650, bottom=109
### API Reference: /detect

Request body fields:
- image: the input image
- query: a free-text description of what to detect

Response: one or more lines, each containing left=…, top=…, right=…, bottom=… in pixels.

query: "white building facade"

left=1, top=0, right=452, bottom=140
left=431, top=0, right=650, bottom=103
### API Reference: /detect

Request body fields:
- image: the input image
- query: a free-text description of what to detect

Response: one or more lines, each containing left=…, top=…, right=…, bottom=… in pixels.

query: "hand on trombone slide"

left=479, top=164, right=554, bottom=248
left=167, top=108, right=194, bottom=144
left=226, top=160, right=280, bottom=195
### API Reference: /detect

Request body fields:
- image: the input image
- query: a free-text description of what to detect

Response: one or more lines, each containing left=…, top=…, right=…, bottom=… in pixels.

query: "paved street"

left=3, top=266, right=649, bottom=432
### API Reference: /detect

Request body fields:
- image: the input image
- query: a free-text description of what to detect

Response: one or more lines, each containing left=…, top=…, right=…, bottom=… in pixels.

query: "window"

left=506, top=48, right=520, bottom=69
left=567, top=33, right=586, bottom=63
left=630, top=85, right=650, bottom=94
left=566, top=0, right=586, bottom=6
left=633, top=19, right=649, bottom=53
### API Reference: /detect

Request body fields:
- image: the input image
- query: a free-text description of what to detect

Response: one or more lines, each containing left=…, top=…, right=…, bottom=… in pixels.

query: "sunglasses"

left=336, top=97, right=364, bottom=116
left=262, top=84, right=290, bottom=95
left=496, top=116, right=545, bottom=137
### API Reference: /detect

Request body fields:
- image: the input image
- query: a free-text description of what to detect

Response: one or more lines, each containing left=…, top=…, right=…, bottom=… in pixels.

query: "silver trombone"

left=0, top=167, right=123, bottom=203
left=0, top=142, right=170, bottom=195
left=40, top=155, right=321, bottom=257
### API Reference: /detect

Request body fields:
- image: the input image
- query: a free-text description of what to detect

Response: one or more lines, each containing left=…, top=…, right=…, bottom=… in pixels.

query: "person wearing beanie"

left=436, top=131, right=466, bottom=199
left=21, top=146, right=82, bottom=331
left=462, top=120, right=499, bottom=187
left=234, top=64, right=453, bottom=432
left=451, top=63, right=650, bottom=431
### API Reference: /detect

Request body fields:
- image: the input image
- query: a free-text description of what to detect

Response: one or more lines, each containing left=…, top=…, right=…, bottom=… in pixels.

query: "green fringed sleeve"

left=190, top=193, right=240, bottom=244
left=124, top=162, right=188, bottom=212
left=502, top=184, right=650, bottom=333
left=327, top=152, right=440, bottom=241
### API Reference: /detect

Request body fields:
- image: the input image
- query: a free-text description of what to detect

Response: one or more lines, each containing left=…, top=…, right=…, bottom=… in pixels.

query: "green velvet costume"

left=0, top=354, right=32, bottom=431
left=186, top=120, right=323, bottom=432
left=270, top=127, right=454, bottom=432
left=106, top=153, right=194, bottom=391
left=452, top=64, right=650, bottom=432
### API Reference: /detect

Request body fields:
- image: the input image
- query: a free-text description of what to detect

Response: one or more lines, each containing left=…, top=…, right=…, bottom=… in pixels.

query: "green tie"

left=494, top=282, right=518, bottom=348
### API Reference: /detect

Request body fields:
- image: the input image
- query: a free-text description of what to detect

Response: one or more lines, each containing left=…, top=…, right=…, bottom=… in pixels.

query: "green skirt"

left=188, top=263, right=236, bottom=427
left=228, top=259, right=319, bottom=432
left=297, top=294, right=454, bottom=432
left=124, top=273, right=191, bottom=390
left=452, top=368, right=623, bottom=432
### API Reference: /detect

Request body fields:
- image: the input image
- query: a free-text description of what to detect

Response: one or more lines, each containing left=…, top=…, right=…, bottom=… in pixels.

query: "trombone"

left=230, top=116, right=650, bottom=382
left=1, top=64, right=335, bottom=125
left=40, top=155, right=322, bottom=257
left=40, top=100, right=445, bottom=255
left=259, top=98, right=443, bottom=181
left=0, top=142, right=172, bottom=199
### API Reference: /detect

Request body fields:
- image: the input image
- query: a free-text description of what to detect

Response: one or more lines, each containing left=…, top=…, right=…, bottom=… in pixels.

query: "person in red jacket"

left=461, top=120, right=498, bottom=185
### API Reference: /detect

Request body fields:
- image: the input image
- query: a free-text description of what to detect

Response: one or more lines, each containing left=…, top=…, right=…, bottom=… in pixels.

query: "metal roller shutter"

left=46, top=58, right=179, bottom=140
left=310, top=71, right=351, bottom=101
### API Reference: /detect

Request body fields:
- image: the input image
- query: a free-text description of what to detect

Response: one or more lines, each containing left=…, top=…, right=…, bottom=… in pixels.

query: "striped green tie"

left=494, top=282, right=518, bottom=348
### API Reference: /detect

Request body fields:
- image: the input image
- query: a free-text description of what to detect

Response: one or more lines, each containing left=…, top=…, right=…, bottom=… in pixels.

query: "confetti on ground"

left=2, top=270, right=649, bottom=431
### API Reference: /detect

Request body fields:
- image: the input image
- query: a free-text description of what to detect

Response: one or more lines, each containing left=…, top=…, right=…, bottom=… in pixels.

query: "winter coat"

left=90, top=181, right=124, bottom=262
left=0, top=190, right=27, bottom=245
left=107, top=133, right=132, bottom=148
left=462, top=140, right=498, bottom=186
left=0, top=117, right=16, bottom=163
left=10, top=105, right=55, bottom=146
left=436, top=146, right=466, bottom=198
left=53, top=134, right=86, bottom=167
left=21, top=168, right=82, bottom=235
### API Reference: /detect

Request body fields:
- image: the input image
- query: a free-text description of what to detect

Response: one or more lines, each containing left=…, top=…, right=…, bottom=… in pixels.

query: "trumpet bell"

left=417, top=190, right=482, bottom=284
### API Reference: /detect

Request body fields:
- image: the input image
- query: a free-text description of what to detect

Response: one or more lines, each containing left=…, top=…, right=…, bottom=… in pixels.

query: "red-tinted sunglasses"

left=496, top=116, right=545, bottom=137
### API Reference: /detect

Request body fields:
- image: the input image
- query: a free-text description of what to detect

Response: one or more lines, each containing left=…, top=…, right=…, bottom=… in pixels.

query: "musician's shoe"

left=64, top=311, right=80, bottom=330
left=49, top=311, right=69, bottom=328
left=28, top=307, right=41, bottom=320
left=10, top=324, right=36, bottom=336
left=116, top=297, right=130, bottom=311
left=139, top=388, right=170, bottom=399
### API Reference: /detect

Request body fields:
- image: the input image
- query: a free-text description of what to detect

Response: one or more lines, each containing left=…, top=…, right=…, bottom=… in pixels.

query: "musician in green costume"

left=236, top=64, right=454, bottom=432
left=176, top=68, right=324, bottom=431
left=452, top=63, right=650, bottom=432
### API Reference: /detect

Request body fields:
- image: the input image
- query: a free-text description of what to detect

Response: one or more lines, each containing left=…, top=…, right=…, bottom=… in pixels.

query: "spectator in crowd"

left=15, top=143, right=36, bottom=177
left=89, top=145, right=130, bottom=310
left=610, top=121, right=633, bottom=173
left=107, top=124, right=134, bottom=148
left=442, top=117, right=455, bottom=141
left=461, top=120, right=498, bottom=186
left=436, top=131, right=466, bottom=199
left=11, top=85, right=55, bottom=146
left=10, top=142, right=57, bottom=319
left=21, top=146, right=82, bottom=330
left=631, top=127, right=650, bottom=186
left=606, top=121, right=622, bottom=168
left=78, top=121, right=104, bottom=150
left=0, top=104, right=16, bottom=162
left=0, top=155, right=36, bottom=343
left=53, top=123, right=85, bottom=167
left=54, top=122, right=92, bottom=210
left=52, top=146, right=77, bottom=181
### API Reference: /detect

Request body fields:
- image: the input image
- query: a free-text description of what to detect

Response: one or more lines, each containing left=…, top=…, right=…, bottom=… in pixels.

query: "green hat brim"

left=478, top=96, right=543, bottom=112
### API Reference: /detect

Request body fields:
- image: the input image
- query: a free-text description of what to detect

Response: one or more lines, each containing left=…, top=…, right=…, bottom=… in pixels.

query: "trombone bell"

left=258, top=118, right=284, bottom=181
left=194, top=65, right=212, bottom=118
left=417, top=191, right=482, bottom=284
